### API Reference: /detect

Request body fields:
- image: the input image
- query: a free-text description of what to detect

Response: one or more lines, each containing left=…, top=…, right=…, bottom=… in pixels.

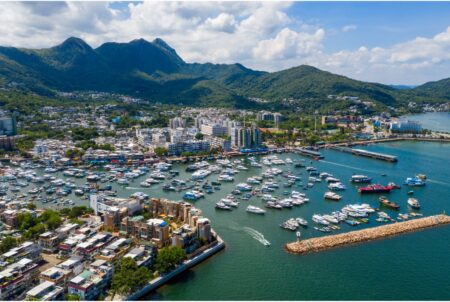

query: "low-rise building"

left=25, top=281, right=64, bottom=301
left=0, top=258, right=40, bottom=300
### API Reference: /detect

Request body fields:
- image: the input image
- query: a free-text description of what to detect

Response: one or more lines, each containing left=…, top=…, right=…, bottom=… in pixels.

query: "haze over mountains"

left=0, top=37, right=448, bottom=108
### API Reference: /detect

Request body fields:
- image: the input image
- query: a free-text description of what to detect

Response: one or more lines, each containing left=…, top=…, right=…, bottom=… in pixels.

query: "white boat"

left=312, top=214, right=330, bottom=226
left=247, top=177, right=261, bottom=185
left=326, top=177, right=340, bottom=183
left=192, top=169, right=211, bottom=180
left=407, top=198, right=421, bottom=209
left=323, top=192, right=342, bottom=200
left=328, top=182, right=347, bottom=191
left=140, top=181, right=151, bottom=187
left=236, top=183, right=252, bottom=191
left=246, top=205, right=266, bottom=215
left=218, top=174, right=234, bottom=182
left=117, top=178, right=129, bottom=185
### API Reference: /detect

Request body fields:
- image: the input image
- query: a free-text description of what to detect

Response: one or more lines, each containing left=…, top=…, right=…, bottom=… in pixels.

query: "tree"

left=65, top=294, right=80, bottom=301
left=154, top=147, right=168, bottom=157
left=195, top=132, right=204, bottom=140
left=155, top=246, right=186, bottom=273
left=111, top=257, right=152, bottom=296
left=0, top=236, right=17, bottom=253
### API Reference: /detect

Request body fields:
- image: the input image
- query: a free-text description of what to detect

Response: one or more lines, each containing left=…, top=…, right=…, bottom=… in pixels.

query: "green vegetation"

left=17, top=209, right=62, bottom=240
left=75, top=140, right=115, bottom=151
left=70, top=127, right=98, bottom=141
left=0, top=236, right=18, bottom=253
left=60, top=206, right=93, bottom=221
left=65, top=294, right=80, bottom=301
left=154, top=147, right=168, bottom=157
left=1, top=37, right=446, bottom=110
left=195, top=132, right=204, bottom=140
left=111, top=257, right=152, bottom=296
left=155, top=246, right=186, bottom=273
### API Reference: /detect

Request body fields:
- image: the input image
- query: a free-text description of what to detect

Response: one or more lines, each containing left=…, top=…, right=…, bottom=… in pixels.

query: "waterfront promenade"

left=117, top=236, right=225, bottom=301
left=285, top=215, right=450, bottom=255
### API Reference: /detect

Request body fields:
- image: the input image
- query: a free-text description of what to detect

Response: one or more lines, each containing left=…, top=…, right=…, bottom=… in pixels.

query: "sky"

left=1, top=1, right=450, bottom=85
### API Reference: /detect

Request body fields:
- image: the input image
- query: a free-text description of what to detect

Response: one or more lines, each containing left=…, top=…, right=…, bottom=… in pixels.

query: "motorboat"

left=324, top=191, right=342, bottom=201
left=407, top=198, right=421, bottom=209
left=350, top=175, right=372, bottom=183
left=404, top=177, right=426, bottom=187
left=379, top=196, right=400, bottom=210
left=328, top=182, right=346, bottom=191
left=246, top=205, right=266, bottom=215
left=312, top=214, right=330, bottom=226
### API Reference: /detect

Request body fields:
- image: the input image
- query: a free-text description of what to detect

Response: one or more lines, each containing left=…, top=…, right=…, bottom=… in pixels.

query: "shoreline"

left=118, top=235, right=225, bottom=301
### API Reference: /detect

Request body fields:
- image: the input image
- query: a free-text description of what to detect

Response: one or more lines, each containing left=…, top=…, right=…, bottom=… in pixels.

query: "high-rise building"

left=0, top=116, right=17, bottom=136
left=169, top=117, right=186, bottom=130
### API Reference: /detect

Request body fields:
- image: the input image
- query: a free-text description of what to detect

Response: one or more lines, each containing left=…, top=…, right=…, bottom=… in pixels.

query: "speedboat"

left=246, top=205, right=266, bottom=215
left=215, top=202, right=232, bottom=210
left=350, top=175, right=372, bottom=183
left=404, top=177, right=426, bottom=187
left=328, top=182, right=346, bottom=191
left=312, top=214, right=330, bottom=226
left=407, top=198, right=421, bottom=209
left=324, top=191, right=342, bottom=201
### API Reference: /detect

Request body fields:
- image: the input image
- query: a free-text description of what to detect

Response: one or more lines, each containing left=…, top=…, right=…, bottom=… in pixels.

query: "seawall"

left=285, top=215, right=450, bottom=255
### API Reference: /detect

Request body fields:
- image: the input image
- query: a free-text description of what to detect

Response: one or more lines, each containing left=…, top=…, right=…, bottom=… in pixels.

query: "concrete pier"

left=329, top=146, right=398, bottom=162
left=285, top=215, right=450, bottom=255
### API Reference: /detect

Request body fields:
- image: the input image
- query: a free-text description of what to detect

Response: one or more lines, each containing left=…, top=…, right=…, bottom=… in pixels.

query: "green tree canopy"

left=155, top=246, right=186, bottom=273
left=111, top=257, right=152, bottom=296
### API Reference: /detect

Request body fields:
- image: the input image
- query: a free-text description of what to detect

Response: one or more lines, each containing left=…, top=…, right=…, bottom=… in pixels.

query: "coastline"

left=117, top=234, right=225, bottom=301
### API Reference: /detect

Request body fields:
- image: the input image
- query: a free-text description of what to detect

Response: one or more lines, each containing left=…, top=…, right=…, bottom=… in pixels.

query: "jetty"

left=329, top=146, right=398, bottom=162
left=285, top=215, right=450, bottom=255
left=294, top=147, right=324, bottom=159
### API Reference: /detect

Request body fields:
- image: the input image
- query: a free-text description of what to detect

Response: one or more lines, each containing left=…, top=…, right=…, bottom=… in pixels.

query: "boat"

left=246, top=205, right=266, bottom=215
left=236, top=183, right=252, bottom=192
left=312, top=214, right=330, bottom=226
left=328, top=182, right=346, bottom=191
left=191, top=169, right=211, bottom=180
left=295, top=217, right=308, bottom=227
left=358, top=184, right=394, bottom=194
left=215, top=202, right=232, bottom=210
left=407, top=198, right=421, bottom=209
left=183, top=190, right=204, bottom=201
left=314, top=226, right=332, bottom=233
left=350, top=175, right=372, bottom=183
left=140, top=181, right=151, bottom=188
left=404, top=177, right=426, bottom=187
left=324, top=191, right=342, bottom=201
left=379, top=196, right=400, bottom=210
left=217, top=174, right=234, bottom=182
left=344, top=219, right=361, bottom=226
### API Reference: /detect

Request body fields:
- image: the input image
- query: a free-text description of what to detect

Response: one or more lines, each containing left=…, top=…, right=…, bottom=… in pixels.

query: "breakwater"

left=285, top=215, right=450, bottom=255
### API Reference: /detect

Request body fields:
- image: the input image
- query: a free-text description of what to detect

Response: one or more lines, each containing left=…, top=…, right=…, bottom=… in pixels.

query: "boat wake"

left=319, top=160, right=378, bottom=174
left=427, top=179, right=449, bottom=187
left=243, top=227, right=271, bottom=247
left=125, top=186, right=140, bottom=190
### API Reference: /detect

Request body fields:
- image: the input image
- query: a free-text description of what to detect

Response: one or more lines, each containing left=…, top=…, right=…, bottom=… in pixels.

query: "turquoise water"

left=31, top=141, right=450, bottom=300
left=403, top=112, right=450, bottom=132
left=140, top=141, right=450, bottom=300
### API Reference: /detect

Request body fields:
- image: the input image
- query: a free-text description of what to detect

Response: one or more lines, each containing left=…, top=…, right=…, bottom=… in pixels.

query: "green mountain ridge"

left=0, top=37, right=448, bottom=109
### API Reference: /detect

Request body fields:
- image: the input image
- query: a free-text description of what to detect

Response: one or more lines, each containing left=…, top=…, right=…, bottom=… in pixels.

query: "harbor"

left=285, top=214, right=450, bottom=254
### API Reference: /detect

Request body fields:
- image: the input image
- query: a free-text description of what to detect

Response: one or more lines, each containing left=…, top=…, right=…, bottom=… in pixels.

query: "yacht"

left=407, top=198, right=421, bottom=209
left=236, top=183, right=252, bottom=191
left=218, top=174, right=234, bottom=182
left=117, top=178, right=129, bottom=185
left=326, top=177, right=340, bottom=183
left=192, top=169, right=211, bottom=180
left=246, top=177, right=261, bottom=185
left=295, top=217, right=308, bottom=227
left=140, top=181, right=151, bottom=188
left=328, top=182, right=347, bottom=191
left=404, top=177, right=426, bottom=187
left=246, top=205, right=266, bottom=215
left=350, top=175, right=372, bottom=183
left=183, top=190, right=204, bottom=201
left=312, top=214, right=330, bottom=225
left=215, top=202, right=232, bottom=210
left=324, top=191, right=342, bottom=200
left=220, top=198, right=239, bottom=207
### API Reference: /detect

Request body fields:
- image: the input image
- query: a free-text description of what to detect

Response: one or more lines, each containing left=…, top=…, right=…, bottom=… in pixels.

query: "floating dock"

left=285, top=215, right=450, bottom=255
left=329, top=146, right=397, bottom=162
left=295, top=147, right=324, bottom=159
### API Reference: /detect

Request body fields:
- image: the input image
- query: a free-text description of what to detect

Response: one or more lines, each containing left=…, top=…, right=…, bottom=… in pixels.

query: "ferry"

left=379, top=196, right=400, bottom=210
left=358, top=184, right=394, bottom=194
left=407, top=198, right=421, bottom=209
left=350, top=175, right=372, bottom=183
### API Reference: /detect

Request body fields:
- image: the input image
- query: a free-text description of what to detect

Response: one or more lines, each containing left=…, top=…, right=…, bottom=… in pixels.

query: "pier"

left=285, top=215, right=450, bottom=255
left=329, top=146, right=398, bottom=162
left=294, top=147, right=324, bottom=159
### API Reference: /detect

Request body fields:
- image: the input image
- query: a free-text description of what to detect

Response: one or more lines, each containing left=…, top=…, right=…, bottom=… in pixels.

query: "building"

left=231, top=124, right=262, bottom=149
left=257, top=112, right=283, bottom=128
left=200, top=124, right=228, bottom=137
left=0, top=258, right=40, bottom=300
left=169, top=117, right=186, bottom=130
left=1, top=241, right=41, bottom=263
left=67, top=260, right=113, bottom=301
left=196, top=218, right=212, bottom=242
left=123, top=245, right=156, bottom=269
left=0, top=116, right=17, bottom=136
left=208, top=137, right=231, bottom=152
left=25, top=281, right=64, bottom=301
left=120, top=216, right=170, bottom=248
left=166, top=140, right=210, bottom=156
left=390, top=120, right=422, bottom=133
left=38, top=232, right=65, bottom=253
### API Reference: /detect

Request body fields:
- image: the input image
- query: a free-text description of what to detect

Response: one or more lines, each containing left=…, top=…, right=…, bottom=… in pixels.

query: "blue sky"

left=0, top=1, right=449, bottom=85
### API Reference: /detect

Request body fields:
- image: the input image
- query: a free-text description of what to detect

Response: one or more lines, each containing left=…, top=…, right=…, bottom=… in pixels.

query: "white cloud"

left=0, top=1, right=449, bottom=84
left=342, top=24, right=357, bottom=32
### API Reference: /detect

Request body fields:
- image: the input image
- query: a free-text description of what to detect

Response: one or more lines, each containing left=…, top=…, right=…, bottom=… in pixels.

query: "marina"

left=285, top=214, right=450, bottom=254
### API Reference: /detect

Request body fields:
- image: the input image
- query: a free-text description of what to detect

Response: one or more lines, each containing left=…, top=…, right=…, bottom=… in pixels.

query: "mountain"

left=412, top=78, right=450, bottom=100
left=0, top=37, right=448, bottom=109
